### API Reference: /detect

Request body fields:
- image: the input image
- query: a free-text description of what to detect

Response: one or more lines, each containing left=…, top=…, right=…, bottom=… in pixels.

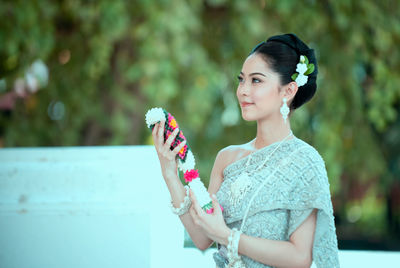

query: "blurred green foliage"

left=1, top=0, right=399, bottom=249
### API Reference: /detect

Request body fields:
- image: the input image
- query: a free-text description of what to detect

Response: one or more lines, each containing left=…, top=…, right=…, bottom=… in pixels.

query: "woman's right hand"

left=151, top=119, right=187, bottom=179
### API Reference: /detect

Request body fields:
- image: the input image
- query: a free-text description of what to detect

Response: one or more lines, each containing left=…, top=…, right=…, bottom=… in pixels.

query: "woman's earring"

left=280, top=97, right=290, bottom=124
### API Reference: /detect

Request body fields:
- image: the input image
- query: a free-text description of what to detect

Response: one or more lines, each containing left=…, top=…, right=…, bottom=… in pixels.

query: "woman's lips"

left=241, top=102, right=254, bottom=107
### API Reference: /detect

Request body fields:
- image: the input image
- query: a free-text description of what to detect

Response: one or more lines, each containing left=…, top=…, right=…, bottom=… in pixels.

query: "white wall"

left=0, top=145, right=399, bottom=268
left=0, top=145, right=184, bottom=268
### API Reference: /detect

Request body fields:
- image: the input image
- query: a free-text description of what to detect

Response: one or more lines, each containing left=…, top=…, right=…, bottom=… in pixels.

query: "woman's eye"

left=237, top=76, right=243, bottom=83
left=252, top=78, right=261, bottom=83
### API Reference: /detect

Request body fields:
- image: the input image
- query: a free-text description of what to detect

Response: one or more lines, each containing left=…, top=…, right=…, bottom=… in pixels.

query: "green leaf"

left=304, top=63, right=315, bottom=75
left=304, top=55, right=309, bottom=65
left=291, top=73, right=298, bottom=80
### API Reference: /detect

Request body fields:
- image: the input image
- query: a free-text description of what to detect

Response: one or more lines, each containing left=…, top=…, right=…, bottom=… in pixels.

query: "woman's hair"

left=249, top=33, right=318, bottom=114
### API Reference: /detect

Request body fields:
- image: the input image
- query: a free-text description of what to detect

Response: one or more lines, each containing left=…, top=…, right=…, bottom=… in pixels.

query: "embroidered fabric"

left=213, top=136, right=340, bottom=268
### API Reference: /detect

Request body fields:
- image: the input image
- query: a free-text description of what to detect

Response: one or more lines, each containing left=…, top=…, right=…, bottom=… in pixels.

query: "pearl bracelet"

left=226, top=228, right=245, bottom=267
left=169, top=185, right=192, bottom=216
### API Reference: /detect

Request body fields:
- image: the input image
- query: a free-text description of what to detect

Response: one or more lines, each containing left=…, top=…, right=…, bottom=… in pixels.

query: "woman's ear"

left=284, top=81, right=298, bottom=102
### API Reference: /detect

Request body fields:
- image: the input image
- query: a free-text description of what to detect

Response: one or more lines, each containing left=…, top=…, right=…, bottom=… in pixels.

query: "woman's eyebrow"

left=239, top=71, right=267, bottom=77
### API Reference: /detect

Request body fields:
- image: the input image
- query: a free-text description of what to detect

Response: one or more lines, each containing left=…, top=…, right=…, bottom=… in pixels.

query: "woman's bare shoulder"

left=208, top=143, right=252, bottom=193
left=218, top=142, right=253, bottom=174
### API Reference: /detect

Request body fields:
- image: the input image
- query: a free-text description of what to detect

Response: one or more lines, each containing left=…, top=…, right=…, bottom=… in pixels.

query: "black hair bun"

left=250, top=33, right=318, bottom=110
left=267, top=33, right=318, bottom=85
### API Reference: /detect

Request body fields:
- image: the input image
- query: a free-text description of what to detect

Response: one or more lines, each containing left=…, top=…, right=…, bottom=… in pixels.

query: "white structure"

left=0, top=146, right=399, bottom=268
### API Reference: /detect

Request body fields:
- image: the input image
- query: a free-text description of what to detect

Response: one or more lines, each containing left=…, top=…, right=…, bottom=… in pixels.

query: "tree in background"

left=0, top=0, right=399, bottom=250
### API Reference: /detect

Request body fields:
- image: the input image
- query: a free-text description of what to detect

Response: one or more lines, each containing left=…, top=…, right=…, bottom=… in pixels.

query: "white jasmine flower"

left=189, top=178, right=211, bottom=207
left=295, top=74, right=308, bottom=87
left=300, top=55, right=305, bottom=63
left=296, top=63, right=308, bottom=75
left=145, top=107, right=165, bottom=128
left=178, top=150, right=195, bottom=172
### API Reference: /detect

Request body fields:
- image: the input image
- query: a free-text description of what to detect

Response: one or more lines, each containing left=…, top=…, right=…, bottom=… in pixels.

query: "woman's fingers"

left=153, top=120, right=184, bottom=156
left=151, top=122, right=160, bottom=150
left=165, top=128, right=179, bottom=149
left=172, top=139, right=186, bottom=155
left=157, top=119, right=165, bottom=145
left=152, top=121, right=161, bottom=139
left=151, top=122, right=158, bottom=138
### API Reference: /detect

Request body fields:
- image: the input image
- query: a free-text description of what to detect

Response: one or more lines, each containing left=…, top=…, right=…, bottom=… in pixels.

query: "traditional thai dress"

left=213, top=136, right=340, bottom=268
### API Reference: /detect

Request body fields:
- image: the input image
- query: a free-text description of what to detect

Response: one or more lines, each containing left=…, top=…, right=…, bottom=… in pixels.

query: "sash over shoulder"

left=267, top=146, right=340, bottom=267
left=215, top=137, right=340, bottom=268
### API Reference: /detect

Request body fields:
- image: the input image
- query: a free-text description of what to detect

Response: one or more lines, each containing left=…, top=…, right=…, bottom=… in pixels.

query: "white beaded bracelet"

left=226, top=228, right=245, bottom=267
left=169, top=185, right=192, bottom=216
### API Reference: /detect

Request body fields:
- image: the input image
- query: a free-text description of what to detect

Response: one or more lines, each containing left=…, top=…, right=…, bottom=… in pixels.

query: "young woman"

left=151, top=33, right=339, bottom=268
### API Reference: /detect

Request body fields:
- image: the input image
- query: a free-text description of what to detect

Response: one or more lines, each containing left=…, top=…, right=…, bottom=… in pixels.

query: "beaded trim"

left=226, top=228, right=245, bottom=267
left=169, top=185, right=192, bottom=216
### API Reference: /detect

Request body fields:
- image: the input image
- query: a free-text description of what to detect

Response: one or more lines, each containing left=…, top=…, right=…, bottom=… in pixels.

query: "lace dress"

left=213, top=136, right=340, bottom=268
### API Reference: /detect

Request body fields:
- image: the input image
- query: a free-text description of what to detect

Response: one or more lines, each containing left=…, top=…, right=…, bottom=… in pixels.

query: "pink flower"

left=184, top=169, right=199, bottom=183
left=205, top=205, right=224, bottom=214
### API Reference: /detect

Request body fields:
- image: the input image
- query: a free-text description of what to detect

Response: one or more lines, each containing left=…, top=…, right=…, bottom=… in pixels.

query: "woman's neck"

left=252, top=115, right=293, bottom=150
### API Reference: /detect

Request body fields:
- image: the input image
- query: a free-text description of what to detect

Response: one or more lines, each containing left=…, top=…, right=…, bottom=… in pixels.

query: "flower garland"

left=291, top=55, right=314, bottom=87
left=145, top=107, right=223, bottom=214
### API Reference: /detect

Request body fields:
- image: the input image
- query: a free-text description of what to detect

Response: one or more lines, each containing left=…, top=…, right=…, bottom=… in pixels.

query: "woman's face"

left=236, top=53, right=283, bottom=121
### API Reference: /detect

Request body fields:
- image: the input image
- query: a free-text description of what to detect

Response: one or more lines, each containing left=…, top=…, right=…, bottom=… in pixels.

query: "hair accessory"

left=169, top=185, right=192, bottom=215
left=145, top=107, right=223, bottom=214
left=280, top=97, right=290, bottom=123
left=291, top=55, right=314, bottom=87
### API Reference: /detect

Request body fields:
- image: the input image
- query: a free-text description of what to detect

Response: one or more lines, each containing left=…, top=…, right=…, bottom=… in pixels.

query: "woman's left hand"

left=189, top=189, right=231, bottom=246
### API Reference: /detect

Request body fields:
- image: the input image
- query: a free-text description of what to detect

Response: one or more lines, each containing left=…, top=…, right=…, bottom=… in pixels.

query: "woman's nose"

left=239, top=82, right=251, bottom=95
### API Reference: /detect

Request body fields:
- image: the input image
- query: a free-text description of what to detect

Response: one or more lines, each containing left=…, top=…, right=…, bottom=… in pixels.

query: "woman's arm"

left=163, top=173, right=213, bottom=250
left=151, top=118, right=225, bottom=251
left=164, top=147, right=228, bottom=251
left=217, top=209, right=318, bottom=268
left=190, top=186, right=317, bottom=268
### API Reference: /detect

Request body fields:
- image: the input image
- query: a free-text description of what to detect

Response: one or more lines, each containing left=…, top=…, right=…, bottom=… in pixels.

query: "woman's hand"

left=151, top=119, right=186, bottom=179
left=189, top=189, right=231, bottom=246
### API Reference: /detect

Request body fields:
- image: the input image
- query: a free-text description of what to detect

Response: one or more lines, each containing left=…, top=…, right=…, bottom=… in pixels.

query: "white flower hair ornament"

left=291, top=55, right=315, bottom=87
